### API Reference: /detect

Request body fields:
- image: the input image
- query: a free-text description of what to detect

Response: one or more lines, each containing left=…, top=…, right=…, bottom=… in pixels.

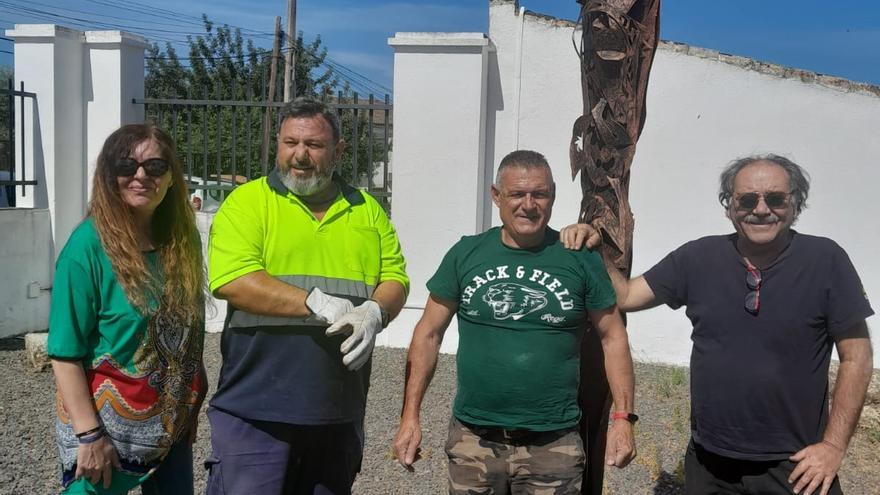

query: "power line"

left=277, top=31, right=391, bottom=94
left=146, top=43, right=390, bottom=95
left=324, top=57, right=390, bottom=94
left=0, top=3, right=193, bottom=45
left=84, top=0, right=208, bottom=28
left=2, top=1, right=392, bottom=94
left=85, top=0, right=274, bottom=38
left=0, top=1, right=211, bottom=36
left=9, top=0, right=198, bottom=30
left=141, top=17, right=391, bottom=93
left=0, top=0, right=273, bottom=50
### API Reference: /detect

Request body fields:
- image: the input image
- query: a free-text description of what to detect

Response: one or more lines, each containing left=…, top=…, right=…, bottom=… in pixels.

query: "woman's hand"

left=75, top=435, right=121, bottom=489
left=52, top=359, right=121, bottom=488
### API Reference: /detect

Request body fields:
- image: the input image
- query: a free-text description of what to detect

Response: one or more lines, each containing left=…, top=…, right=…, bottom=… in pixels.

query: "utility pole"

left=283, top=0, right=297, bottom=101
left=261, top=16, right=282, bottom=172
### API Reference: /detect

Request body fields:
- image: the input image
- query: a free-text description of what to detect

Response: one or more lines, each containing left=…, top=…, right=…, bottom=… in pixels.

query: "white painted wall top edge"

left=84, top=30, right=148, bottom=48
left=501, top=4, right=880, bottom=97
left=658, top=42, right=880, bottom=97
left=6, top=24, right=83, bottom=41
left=389, top=32, right=489, bottom=47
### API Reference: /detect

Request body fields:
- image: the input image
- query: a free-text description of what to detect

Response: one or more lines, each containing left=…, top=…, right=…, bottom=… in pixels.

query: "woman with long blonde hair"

left=48, top=124, right=207, bottom=494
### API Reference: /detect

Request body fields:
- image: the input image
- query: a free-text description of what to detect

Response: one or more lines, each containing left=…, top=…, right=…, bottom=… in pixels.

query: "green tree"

left=145, top=16, right=339, bottom=180
left=145, top=17, right=389, bottom=210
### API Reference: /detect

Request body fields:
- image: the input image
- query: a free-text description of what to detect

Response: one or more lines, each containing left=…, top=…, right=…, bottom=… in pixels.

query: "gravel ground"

left=1, top=333, right=878, bottom=494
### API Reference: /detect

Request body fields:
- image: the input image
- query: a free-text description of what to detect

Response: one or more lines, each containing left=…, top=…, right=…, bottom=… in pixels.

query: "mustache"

left=743, top=213, right=780, bottom=224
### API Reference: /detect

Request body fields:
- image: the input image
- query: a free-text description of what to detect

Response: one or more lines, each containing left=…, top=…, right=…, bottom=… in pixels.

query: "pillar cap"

left=5, top=24, right=83, bottom=41
left=85, top=30, right=148, bottom=48
left=389, top=32, right=490, bottom=48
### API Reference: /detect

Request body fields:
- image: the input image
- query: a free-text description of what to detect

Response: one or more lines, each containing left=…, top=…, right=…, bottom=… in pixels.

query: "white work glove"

left=305, top=287, right=354, bottom=325
left=325, top=300, right=384, bottom=371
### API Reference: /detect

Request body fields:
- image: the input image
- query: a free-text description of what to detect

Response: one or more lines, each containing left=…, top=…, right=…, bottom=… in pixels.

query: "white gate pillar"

left=6, top=24, right=85, bottom=256
left=85, top=31, right=147, bottom=200
left=6, top=24, right=146, bottom=257
left=383, top=33, right=494, bottom=352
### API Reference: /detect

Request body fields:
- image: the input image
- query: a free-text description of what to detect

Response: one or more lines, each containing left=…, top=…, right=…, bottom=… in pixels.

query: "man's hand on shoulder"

left=559, top=222, right=601, bottom=251
left=788, top=441, right=845, bottom=495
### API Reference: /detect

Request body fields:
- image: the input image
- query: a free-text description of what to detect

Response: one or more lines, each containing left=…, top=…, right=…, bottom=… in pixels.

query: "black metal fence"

left=133, top=92, right=393, bottom=212
left=0, top=79, right=38, bottom=208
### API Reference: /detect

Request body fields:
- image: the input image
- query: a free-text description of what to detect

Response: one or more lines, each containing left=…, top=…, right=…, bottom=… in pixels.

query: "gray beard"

left=280, top=167, right=334, bottom=196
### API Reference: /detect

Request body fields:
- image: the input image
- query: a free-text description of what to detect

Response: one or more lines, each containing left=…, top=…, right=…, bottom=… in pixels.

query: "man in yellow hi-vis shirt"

left=205, top=98, right=409, bottom=494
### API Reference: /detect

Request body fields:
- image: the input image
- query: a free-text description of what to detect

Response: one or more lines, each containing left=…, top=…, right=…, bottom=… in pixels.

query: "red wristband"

left=610, top=411, right=639, bottom=423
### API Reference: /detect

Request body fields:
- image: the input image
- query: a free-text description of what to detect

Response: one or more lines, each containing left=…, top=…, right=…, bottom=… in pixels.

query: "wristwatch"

left=610, top=411, right=639, bottom=424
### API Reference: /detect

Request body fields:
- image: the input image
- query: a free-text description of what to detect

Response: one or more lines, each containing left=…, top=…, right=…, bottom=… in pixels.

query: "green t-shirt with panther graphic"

left=427, top=227, right=616, bottom=431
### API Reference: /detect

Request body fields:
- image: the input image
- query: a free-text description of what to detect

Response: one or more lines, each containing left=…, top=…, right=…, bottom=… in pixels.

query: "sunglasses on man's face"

left=114, top=158, right=170, bottom=177
left=734, top=191, right=791, bottom=210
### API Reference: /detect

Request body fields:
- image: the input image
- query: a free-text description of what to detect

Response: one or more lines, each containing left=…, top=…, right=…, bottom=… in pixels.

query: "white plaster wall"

left=386, top=5, right=880, bottom=366
left=0, top=209, right=52, bottom=338
left=484, top=4, right=880, bottom=367
left=488, top=3, right=583, bottom=231
left=195, top=211, right=227, bottom=333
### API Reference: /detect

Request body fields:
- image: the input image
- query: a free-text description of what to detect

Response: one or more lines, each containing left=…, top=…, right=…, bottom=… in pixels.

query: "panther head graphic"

left=482, top=282, right=548, bottom=321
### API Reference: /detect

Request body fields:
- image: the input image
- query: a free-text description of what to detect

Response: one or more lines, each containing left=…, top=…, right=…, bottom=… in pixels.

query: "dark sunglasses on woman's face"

left=114, top=158, right=170, bottom=177
left=735, top=191, right=791, bottom=210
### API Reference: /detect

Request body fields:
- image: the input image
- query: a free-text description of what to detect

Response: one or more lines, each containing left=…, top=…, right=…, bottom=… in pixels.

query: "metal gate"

left=133, top=92, right=393, bottom=212
left=0, top=79, right=38, bottom=208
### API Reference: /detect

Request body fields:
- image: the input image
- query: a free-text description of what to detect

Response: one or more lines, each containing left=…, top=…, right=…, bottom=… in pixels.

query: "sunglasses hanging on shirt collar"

left=744, top=265, right=762, bottom=315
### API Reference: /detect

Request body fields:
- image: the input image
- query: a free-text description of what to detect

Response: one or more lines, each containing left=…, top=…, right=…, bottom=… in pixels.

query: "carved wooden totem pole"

left=571, top=1, right=660, bottom=493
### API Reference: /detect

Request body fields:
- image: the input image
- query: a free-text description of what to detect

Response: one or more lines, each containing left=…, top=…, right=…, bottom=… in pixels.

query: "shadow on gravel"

left=653, top=471, right=685, bottom=494
left=0, top=336, right=25, bottom=351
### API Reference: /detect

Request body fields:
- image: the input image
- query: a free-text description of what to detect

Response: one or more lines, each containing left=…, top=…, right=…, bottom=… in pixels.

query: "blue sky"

left=2, top=0, right=879, bottom=93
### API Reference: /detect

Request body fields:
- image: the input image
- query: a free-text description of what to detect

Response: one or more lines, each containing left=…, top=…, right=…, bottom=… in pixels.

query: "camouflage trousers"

left=445, top=417, right=585, bottom=495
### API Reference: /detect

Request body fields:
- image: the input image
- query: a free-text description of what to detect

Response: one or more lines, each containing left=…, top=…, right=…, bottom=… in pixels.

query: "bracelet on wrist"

left=610, top=411, right=639, bottom=424
left=77, top=427, right=106, bottom=445
left=74, top=425, right=103, bottom=438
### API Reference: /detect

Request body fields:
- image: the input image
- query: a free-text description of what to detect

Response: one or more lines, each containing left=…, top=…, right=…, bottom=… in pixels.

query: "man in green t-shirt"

left=392, top=150, right=636, bottom=493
